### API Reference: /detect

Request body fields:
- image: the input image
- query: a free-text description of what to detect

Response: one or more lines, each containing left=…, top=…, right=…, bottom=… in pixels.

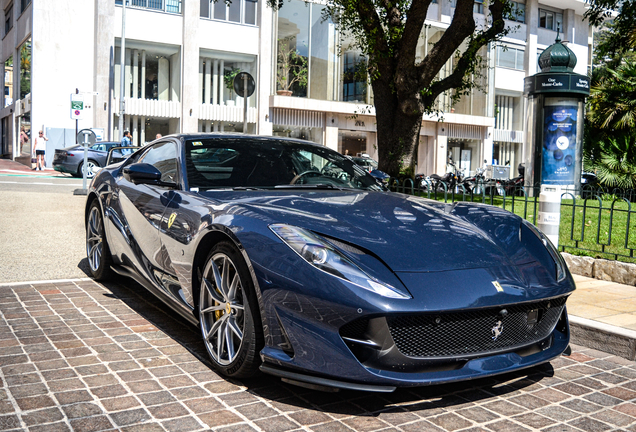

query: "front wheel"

left=199, top=242, right=263, bottom=378
left=86, top=200, right=112, bottom=281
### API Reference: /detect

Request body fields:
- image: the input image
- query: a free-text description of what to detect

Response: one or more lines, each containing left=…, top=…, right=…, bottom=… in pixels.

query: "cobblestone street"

left=1, top=278, right=636, bottom=432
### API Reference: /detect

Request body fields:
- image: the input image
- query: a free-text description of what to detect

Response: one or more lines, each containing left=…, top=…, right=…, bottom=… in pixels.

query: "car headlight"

left=269, top=224, right=411, bottom=299
left=521, top=220, right=567, bottom=282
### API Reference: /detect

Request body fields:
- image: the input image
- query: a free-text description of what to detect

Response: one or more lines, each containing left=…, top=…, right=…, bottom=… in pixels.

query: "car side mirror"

left=123, top=163, right=177, bottom=188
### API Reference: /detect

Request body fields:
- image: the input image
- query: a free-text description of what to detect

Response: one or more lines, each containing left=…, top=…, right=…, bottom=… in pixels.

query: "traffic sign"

left=233, top=72, right=255, bottom=98
left=71, top=94, right=84, bottom=120
left=77, top=129, right=97, bottom=146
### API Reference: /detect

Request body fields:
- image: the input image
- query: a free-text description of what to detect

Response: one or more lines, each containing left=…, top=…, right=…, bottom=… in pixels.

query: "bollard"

left=537, top=185, right=561, bottom=247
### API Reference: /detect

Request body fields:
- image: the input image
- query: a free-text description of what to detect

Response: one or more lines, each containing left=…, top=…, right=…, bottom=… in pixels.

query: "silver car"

left=53, top=141, right=122, bottom=178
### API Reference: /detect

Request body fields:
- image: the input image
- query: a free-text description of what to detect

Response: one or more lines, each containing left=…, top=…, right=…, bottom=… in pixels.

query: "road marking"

left=0, top=180, right=83, bottom=186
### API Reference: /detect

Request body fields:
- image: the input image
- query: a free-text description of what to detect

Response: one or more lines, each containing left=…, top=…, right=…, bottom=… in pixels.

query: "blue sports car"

left=85, top=134, right=575, bottom=392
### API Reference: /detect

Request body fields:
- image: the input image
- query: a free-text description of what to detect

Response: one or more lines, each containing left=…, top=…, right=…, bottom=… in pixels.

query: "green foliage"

left=588, top=61, right=636, bottom=131
left=276, top=37, right=308, bottom=92
left=586, top=0, right=636, bottom=61
left=585, top=135, right=636, bottom=189
left=223, top=67, right=241, bottom=94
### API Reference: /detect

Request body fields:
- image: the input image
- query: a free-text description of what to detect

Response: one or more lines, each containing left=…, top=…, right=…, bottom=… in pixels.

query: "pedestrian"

left=19, top=126, right=29, bottom=155
left=121, top=130, right=132, bottom=155
left=156, top=133, right=162, bottom=140
left=33, top=130, right=48, bottom=170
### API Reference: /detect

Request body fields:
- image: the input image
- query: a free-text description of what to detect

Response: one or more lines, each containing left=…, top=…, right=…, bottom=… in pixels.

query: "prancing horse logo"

left=491, top=320, right=504, bottom=341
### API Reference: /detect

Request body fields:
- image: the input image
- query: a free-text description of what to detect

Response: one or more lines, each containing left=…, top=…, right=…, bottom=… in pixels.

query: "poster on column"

left=542, top=105, right=577, bottom=184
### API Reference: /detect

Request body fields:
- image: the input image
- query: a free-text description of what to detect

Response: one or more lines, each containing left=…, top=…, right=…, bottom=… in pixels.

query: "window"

left=201, top=0, right=257, bottom=25
left=19, top=0, right=29, bottom=14
left=139, top=141, right=179, bottom=184
left=539, top=8, right=562, bottom=32
left=496, top=45, right=524, bottom=70
left=507, top=1, right=525, bottom=23
left=4, top=3, right=12, bottom=36
left=473, top=0, right=483, bottom=14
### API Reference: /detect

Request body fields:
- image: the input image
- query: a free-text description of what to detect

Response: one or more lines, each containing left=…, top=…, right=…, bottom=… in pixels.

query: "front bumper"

left=260, top=302, right=570, bottom=390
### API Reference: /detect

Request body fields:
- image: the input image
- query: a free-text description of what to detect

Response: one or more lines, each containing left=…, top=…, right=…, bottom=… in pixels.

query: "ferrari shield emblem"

left=492, top=281, right=503, bottom=292
left=167, top=212, right=177, bottom=229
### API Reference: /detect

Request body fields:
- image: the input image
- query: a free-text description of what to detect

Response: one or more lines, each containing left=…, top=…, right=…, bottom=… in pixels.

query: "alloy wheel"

left=200, top=253, right=245, bottom=366
left=86, top=206, right=104, bottom=272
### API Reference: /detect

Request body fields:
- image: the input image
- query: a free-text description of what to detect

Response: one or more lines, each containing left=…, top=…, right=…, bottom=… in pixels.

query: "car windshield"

left=352, top=157, right=378, bottom=170
left=185, top=138, right=382, bottom=191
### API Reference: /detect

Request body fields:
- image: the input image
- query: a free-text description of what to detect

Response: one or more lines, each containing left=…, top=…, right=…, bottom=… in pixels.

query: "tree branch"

left=397, top=0, right=433, bottom=71
left=423, top=0, right=507, bottom=103
left=415, top=0, right=476, bottom=86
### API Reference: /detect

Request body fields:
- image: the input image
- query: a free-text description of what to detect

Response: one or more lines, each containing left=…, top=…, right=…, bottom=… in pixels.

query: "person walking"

left=121, top=130, right=132, bottom=155
left=33, top=130, right=48, bottom=170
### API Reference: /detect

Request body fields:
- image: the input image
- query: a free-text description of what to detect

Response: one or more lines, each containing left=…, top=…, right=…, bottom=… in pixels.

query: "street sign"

left=71, top=94, right=84, bottom=120
left=77, top=129, right=97, bottom=147
left=233, top=72, right=255, bottom=98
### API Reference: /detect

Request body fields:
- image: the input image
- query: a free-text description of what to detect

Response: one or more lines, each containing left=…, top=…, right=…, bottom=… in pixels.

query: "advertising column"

left=541, top=98, right=580, bottom=185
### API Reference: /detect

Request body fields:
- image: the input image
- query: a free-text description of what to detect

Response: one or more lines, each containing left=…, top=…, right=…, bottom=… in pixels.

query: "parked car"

left=351, top=155, right=390, bottom=184
left=53, top=141, right=122, bottom=178
left=85, top=134, right=575, bottom=392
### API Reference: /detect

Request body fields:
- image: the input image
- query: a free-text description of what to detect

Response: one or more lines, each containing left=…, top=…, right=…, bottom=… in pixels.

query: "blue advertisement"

left=542, top=105, right=577, bottom=184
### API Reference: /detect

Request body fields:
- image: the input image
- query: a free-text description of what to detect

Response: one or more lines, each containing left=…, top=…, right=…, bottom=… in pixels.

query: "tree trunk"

left=374, top=81, right=422, bottom=177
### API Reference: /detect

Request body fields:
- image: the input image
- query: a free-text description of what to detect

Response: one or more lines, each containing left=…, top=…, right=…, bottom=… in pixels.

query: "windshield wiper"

left=232, top=186, right=263, bottom=191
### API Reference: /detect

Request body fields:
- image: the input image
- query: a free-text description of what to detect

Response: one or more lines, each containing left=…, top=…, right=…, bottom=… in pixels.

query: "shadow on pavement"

left=92, top=273, right=557, bottom=417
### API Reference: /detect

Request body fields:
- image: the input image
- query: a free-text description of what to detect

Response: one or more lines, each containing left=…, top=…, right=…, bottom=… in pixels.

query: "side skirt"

left=110, top=265, right=198, bottom=326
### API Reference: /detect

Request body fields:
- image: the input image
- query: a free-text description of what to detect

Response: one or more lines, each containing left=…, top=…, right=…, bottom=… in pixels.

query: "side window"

left=139, top=141, right=180, bottom=185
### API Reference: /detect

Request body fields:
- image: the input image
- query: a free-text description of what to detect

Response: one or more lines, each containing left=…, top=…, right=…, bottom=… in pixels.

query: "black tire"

left=86, top=200, right=113, bottom=281
left=198, top=242, right=263, bottom=378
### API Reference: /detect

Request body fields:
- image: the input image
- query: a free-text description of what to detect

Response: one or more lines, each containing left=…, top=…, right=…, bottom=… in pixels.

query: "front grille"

left=387, top=297, right=567, bottom=358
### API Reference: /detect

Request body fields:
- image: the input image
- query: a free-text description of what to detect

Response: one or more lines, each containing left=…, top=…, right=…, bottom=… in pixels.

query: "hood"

left=202, top=190, right=523, bottom=273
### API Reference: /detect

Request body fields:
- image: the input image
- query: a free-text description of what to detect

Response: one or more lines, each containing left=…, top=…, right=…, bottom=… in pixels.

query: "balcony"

left=115, top=97, right=181, bottom=118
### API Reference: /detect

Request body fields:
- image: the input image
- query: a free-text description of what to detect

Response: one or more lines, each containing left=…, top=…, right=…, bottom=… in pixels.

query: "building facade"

left=0, top=0, right=591, bottom=178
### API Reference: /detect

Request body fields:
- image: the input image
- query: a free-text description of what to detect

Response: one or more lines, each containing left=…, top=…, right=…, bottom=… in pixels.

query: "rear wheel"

left=199, top=242, right=263, bottom=378
left=86, top=200, right=112, bottom=281
left=78, top=160, right=100, bottom=179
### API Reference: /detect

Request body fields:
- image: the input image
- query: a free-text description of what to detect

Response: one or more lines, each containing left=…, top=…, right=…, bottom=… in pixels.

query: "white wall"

left=32, top=0, right=96, bottom=135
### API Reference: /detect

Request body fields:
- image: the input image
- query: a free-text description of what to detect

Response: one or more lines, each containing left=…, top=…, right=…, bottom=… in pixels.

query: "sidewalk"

left=569, top=274, right=636, bottom=360
left=0, top=157, right=64, bottom=176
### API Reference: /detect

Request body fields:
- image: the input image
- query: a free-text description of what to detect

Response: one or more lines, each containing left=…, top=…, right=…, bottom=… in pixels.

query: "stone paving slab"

left=2, top=278, right=636, bottom=431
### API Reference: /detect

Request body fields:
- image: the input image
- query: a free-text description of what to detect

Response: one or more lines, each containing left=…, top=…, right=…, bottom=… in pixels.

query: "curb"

left=569, top=315, right=636, bottom=360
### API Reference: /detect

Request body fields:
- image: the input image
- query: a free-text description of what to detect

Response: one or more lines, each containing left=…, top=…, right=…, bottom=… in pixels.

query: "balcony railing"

left=115, top=97, right=181, bottom=118
left=199, top=103, right=257, bottom=123
left=116, top=0, right=181, bottom=14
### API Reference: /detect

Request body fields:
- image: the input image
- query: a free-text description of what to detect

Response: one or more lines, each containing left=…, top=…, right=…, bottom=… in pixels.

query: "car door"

left=115, top=140, right=181, bottom=282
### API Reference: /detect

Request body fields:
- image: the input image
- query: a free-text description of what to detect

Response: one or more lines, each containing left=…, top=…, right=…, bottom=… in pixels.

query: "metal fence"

left=389, top=178, right=636, bottom=263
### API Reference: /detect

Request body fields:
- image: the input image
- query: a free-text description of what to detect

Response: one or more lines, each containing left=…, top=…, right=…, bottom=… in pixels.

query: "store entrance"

left=339, top=131, right=367, bottom=156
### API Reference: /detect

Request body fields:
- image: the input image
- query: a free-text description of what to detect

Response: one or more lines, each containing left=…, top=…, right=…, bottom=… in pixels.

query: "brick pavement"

left=1, top=278, right=636, bottom=431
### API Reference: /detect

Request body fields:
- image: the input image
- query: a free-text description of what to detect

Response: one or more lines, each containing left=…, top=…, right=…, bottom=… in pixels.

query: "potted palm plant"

left=276, top=37, right=308, bottom=96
